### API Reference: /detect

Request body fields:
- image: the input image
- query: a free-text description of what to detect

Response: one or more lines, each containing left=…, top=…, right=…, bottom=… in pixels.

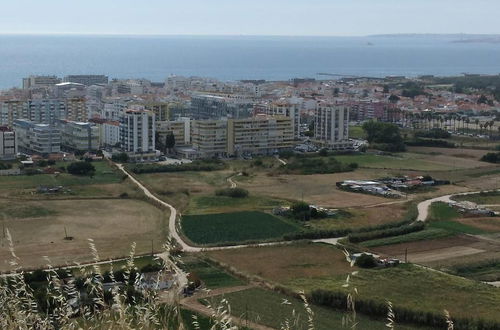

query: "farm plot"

left=181, top=211, right=300, bottom=245
left=203, top=287, right=426, bottom=330
left=0, top=199, right=167, bottom=272
left=182, top=255, right=244, bottom=289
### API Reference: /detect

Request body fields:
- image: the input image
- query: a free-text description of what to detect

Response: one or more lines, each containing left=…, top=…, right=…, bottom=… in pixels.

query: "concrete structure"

left=267, top=101, right=301, bottom=139
left=191, top=120, right=228, bottom=158
left=227, top=115, right=294, bottom=156
left=191, top=116, right=294, bottom=158
left=0, top=100, right=26, bottom=127
left=13, top=119, right=60, bottom=154
left=22, top=75, right=61, bottom=89
left=0, top=126, right=17, bottom=160
left=314, top=103, right=352, bottom=149
left=120, top=109, right=156, bottom=161
left=59, top=120, right=99, bottom=152
left=156, top=117, right=191, bottom=148
left=64, top=75, right=109, bottom=86
left=145, top=102, right=170, bottom=121
left=190, top=94, right=253, bottom=120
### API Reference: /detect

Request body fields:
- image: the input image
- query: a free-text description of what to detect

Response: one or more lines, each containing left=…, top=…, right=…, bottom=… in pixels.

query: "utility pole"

left=64, top=226, right=68, bottom=239
left=405, top=248, right=408, bottom=263
left=151, top=239, right=154, bottom=256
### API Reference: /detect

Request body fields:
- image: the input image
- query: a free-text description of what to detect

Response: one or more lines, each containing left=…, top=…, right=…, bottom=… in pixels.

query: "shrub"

left=354, top=254, right=378, bottom=268
left=0, top=162, right=12, bottom=170
left=119, top=192, right=129, bottom=198
left=405, top=138, right=455, bottom=148
left=47, top=159, right=56, bottom=166
left=414, top=128, right=451, bottom=139
left=36, top=160, right=48, bottom=167
left=347, top=222, right=425, bottom=243
left=67, top=161, right=96, bottom=176
left=481, top=152, right=500, bottom=163
left=215, top=187, right=249, bottom=198
left=112, top=152, right=129, bottom=163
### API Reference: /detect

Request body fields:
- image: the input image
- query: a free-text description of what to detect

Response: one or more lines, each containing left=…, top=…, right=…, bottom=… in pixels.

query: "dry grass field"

left=206, top=243, right=355, bottom=284
left=372, top=234, right=500, bottom=268
left=0, top=198, right=168, bottom=272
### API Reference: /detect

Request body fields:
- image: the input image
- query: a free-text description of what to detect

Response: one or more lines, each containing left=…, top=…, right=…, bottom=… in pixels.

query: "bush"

left=47, top=159, right=56, bottom=166
left=140, top=262, right=163, bottom=273
left=215, top=187, right=249, bottom=198
left=67, top=161, right=96, bottom=176
left=0, top=162, right=12, bottom=170
left=280, top=156, right=356, bottom=175
left=347, top=222, right=425, bottom=243
left=112, top=152, right=129, bottom=163
left=318, top=148, right=329, bottom=157
left=481, top=152, right=500, bottom=163
left=355, top=254, right=378, bottom=268
left=36, top=160, right=48, bottom=167
left=405, top=138, right=455, bottom=148
left=414, top=128, right=451, bottom=139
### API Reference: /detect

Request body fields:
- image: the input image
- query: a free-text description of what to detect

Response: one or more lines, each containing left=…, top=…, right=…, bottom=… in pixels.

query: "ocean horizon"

left=1, top=34, right=500, bottom=89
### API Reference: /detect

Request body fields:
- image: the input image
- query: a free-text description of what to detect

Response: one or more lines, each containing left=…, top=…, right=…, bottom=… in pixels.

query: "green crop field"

left=187, top=195, right=286, bottom=215
left=454, top=191, right=500, bottom=205
left=183, top=257, right=244, bottom=289
left=203, top=287, right=429, bottom=330
left=288, top=263, right=500, bottom=323
left=429, top=202, right=461, bottom=221
left=181, top=211, right=300, bottom=245
left=429, top=220, right=487, bottom=235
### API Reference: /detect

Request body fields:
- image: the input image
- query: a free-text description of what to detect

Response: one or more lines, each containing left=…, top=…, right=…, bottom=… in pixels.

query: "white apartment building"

left=0, top=127, right=17, bottom=160
left=104, top=121, right=120, bottom=147
left=267, top=101, right=301, bottom=139
left=314, top=103, right=352, bottom=150
left=120, top=109, right=156, bottom=161
left=59, top=120, right=99, bottom=152
left=13, top=119, right=60, bottom=155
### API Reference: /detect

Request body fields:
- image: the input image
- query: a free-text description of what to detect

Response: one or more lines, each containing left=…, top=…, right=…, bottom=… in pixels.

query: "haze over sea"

left=1, top=34, right=500, bottom=89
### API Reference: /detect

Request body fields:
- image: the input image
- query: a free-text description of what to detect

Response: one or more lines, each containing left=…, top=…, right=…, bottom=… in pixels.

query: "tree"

left=155, top=132, right=165, bottom=153
left=67, top=161, right=95, bottom=177
left=388, top=94, right=400, bottom=104
left=362, top=121, right=405, bottom=151
left=165, top=133, right=176, bottom=153
left=383, top=85, right=390, bottom=94
left=355, top=254, right=378, bottom=268
left=112, top=152, right=129, bottom=163
left=477, top=94, right=489, bottom=104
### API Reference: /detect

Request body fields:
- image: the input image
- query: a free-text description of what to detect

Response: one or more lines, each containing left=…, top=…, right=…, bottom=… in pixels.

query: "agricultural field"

left=187, top=194, right=286, bottom=215
left=307, top=203, right=408, bottom=231
left=181, top=211, right=300, bottom=245
left=182, top=255, right=244, bottom=289
left=203, top=287, right=428, bottom=330
left=288, top=263, right=500, bottom=323
left=206, top=243, right=355, bottom=284
left=207, top=243, right=500, bottom=323
left=0, top=198, right=168, bottom=272
left=453, top=190, right=500, bottom=205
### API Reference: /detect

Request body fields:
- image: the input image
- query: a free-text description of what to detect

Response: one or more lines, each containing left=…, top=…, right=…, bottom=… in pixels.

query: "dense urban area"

left=1, top=72, right=500, bottom=329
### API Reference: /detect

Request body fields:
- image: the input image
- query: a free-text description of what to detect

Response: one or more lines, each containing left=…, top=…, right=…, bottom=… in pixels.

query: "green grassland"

left=0, top=161, right=122, bottom=190
left=288, top=263, right=500, bottom=323
left=429, top=202, right=461, bottom=221
left=429, top=220, right=487, bottom=235
left=203, top=287, right=431, bottom=330
left=349, top=125, right=366, bottom=139
left=453, top=191, right=500, bottom=205
left=183, top=256, right=244, bottom=289
left=359, top=228, right=453, bottom=248
left=187, top=195, right=286, bottom=215
left=181, top=211, right=300, bottom=245
left=334, top=153, right=455, bottom=171
left=450, top=260, right=500, bottom=282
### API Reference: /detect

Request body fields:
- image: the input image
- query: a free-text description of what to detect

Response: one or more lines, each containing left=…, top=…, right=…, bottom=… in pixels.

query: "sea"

left=1, top=34, right=500, bottom=89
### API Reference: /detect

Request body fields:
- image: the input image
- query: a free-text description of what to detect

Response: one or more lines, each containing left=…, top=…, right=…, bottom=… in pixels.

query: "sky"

left=0, top=0, right=499, bottom=36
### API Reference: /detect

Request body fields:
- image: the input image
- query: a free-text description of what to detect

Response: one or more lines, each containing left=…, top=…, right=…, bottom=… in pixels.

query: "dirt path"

left=227, top=173, right=241, bottom=188
left=179, top=285, right=275, bottom=330
left=275, top=156, right=287, bottom=165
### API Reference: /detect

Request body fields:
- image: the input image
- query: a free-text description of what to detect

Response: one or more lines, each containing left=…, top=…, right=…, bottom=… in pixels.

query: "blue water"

left=0, top=35, right=500, bottom=89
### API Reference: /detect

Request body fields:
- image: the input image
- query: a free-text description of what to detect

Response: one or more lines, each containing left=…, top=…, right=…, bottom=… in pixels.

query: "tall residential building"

left=26, top=99, right=66, bottom=124
left=144, top=102, right=170, bottom=121
left=156, top=118, right=191, bottom=147
left=0, top=126, right=17, bottom=160
left=64, top=75, right=109, bottom=86
left=13, top=119, right=60, bottom=155
left=190, top=94, right=253, bottom=120
left=22, top=75, right=61, bottom=89
left=227, top=116, right=294, bottom=157
left=191, top=120, right=228, bottom=158
left=0, top=100, right=27, bottom=127
left=314, top=103, right=352, bottom=149
left=59, top=120, right=99, bottom=152
left=267, top=101, right=301, bottom=139
left=120, top=109, right=156, bottom=161
left=65, top=97, right=88, bottom=122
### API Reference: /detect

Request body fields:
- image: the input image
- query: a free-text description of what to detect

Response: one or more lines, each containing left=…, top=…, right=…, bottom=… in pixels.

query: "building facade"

left=13, top=119, right=61, bottom=155
left=314, top=103, right=352, bottom=149
left=191, top=120, right=228, bottom=158
left=64, top=75, right=109, bottom=86
left=59, top=120, right=99, bottom=152
left=0, top=126, right=17, bottom=160
left=267, top=101, right=301, bottom=139
left=119, top=109, right=156, bottom=161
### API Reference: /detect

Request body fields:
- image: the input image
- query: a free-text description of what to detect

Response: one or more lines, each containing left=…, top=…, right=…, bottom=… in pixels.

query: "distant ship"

left=366, top=42, right=374, bottom=46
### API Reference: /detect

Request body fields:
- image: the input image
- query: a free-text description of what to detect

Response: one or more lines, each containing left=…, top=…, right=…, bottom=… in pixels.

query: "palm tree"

left=475, top=119, right=480, bottom=134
